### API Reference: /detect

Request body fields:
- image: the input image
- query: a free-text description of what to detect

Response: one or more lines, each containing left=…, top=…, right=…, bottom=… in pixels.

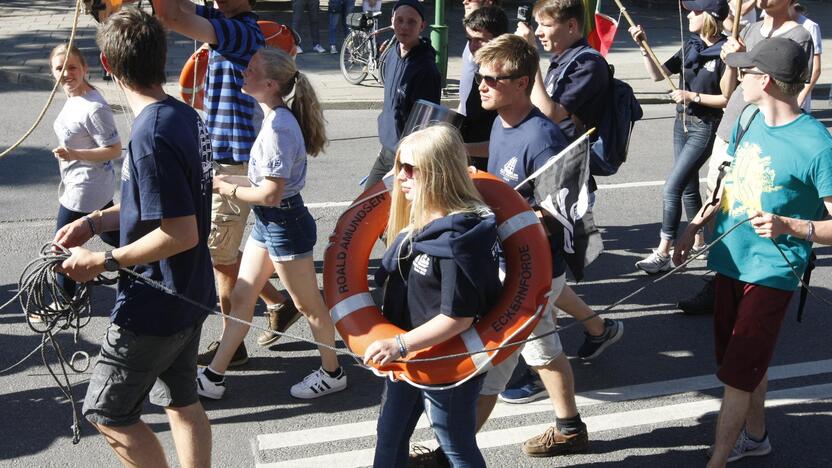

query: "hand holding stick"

left=613, top=0, right=677, bottom=91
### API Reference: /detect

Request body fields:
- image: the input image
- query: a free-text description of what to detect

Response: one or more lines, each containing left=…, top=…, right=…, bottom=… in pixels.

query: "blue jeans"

left=661, top=115, right=718, bottom=240
left=374, top=375, right=486, bottom=468
left=328, top=0, right=353, bottom=47
left=55, top=202, right=119, bottom=296
left=292, top=0, right=321, bottom=46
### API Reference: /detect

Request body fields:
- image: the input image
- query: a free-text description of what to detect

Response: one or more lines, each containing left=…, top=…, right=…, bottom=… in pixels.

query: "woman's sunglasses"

left=399, top=162, right=417, bottom=179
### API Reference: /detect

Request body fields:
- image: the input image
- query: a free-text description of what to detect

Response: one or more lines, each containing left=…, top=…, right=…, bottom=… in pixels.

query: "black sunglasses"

left=738, top=68, right=765, bottom=79
left=474, top=72, right=523, bottom=87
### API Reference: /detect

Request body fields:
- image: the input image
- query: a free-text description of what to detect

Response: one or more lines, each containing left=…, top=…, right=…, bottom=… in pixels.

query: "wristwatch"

left=693, top=93, right=702, bottom=103
left=103, top=250, right=120, bottom=272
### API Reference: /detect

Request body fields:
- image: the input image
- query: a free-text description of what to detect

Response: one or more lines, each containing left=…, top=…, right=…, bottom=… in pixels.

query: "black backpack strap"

left=797, top=250, right=816, bottom=323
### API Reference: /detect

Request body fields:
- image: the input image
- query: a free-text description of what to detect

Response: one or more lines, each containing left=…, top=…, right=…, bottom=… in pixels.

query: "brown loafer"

left=257, top=300, right=303, bottom=347
left=522, top=425, right=589, bottom=457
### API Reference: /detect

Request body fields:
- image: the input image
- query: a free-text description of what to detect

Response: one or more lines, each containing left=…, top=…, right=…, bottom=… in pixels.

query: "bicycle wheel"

left=340, top=30, right=371, bottom=85
left=376, top=36, right=398, bottom=86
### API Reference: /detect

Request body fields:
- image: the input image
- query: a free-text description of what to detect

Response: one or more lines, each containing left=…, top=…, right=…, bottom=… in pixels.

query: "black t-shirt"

left=113, top=96, right=216, bottom=336
left=664, top=34, right=727, bottom=121
left=460, top=75, right=498, bottom=145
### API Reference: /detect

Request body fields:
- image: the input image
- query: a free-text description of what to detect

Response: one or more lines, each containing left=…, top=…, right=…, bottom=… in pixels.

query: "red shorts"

left=714, top=274, right=794, bottom=392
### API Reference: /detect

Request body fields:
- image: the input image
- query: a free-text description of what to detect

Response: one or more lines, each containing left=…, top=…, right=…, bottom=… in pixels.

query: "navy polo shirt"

left=487, top=107, right=568, bottom=277
left=543, top=38, right=610, bottom=142
left=664, top=34, right=727, bottom=122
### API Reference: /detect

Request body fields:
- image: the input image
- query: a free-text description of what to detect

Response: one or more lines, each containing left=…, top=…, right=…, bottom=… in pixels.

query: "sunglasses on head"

left=474, top=72, right=522, bottom=87
left=399, top=162, right=417, bottom=178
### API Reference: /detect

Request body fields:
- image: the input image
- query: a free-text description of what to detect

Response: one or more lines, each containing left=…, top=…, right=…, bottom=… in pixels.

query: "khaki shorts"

left=481, top=275, right=566, bottom=396
left=208, top=162, right=252, bottom=266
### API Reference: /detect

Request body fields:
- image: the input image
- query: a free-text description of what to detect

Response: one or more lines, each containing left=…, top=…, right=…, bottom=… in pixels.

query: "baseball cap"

left=681, top=0, right=730, bottom=21
left=393, top=0, right=426, bottom=21
left=725, top=37, right=809, bottom=84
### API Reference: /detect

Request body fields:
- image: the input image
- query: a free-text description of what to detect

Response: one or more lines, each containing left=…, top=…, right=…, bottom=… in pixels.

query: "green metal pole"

left=430, top=0, right=448, bottom=86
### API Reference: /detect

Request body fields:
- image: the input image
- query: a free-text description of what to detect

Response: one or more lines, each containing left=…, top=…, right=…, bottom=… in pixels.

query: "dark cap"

left=681, top=0, right=729, bottom=21
left=725, top=37, right=809, bottom=84
left=393, top=0, right=426, bottom=21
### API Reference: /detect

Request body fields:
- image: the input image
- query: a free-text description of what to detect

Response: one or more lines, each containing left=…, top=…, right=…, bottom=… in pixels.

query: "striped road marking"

left=255, top=359, right=832, bottom=466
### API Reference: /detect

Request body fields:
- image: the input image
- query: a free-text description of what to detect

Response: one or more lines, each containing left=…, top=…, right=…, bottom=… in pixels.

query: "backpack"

left=555, top=47, right=643, bottom=176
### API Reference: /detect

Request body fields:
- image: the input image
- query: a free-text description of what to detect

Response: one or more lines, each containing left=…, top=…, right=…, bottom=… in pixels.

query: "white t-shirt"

left=53, top=88, right=120, bottom=213
left=458, top=43, right=477, bottom=116
left=248, top=107, right=307, bottom=200
left=362, top=0, right=381, bottom=13
left=797, top=14, right=822, bottom=112
left=724, top=2, right=757, bottom=36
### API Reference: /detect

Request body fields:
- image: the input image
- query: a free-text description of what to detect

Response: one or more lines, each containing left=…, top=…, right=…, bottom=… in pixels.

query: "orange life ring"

left=178, top=21, right=298, bottom=110
left=323, top=172, right=553, bottom=386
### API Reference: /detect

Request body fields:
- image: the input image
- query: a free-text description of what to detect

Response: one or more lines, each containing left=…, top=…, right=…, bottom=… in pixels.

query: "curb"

left=0, top=67, right=674, bottom=109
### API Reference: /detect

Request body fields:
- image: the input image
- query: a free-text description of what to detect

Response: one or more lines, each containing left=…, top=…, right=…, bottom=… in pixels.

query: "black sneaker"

left=678, top=277, right=715, bottom=315
left=197, top=340, right=249, bottom=368
left=577, top=318, right=623, bottom=360
left=257, top=300, right=303, bottom=347
left=408, top=445, right=450, bottom=468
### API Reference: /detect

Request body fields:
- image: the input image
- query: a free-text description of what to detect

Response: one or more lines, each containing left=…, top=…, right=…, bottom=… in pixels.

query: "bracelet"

left=230, top=184, right=239, bottom=199
left=395, top=334, right=408, bottom=358
left=83, top=215, right=97, bottom=235
left=806, top=220, right=815, bottom=243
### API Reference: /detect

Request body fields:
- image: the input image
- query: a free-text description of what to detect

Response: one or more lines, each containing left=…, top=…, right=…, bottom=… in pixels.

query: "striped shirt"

left=197, top=5, right=265, bottom=162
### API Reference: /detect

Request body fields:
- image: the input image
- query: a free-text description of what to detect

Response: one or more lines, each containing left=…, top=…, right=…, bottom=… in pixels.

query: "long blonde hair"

left=386, top=124, right=487, bottom=244
left=257, top=47, right=328, bottom=156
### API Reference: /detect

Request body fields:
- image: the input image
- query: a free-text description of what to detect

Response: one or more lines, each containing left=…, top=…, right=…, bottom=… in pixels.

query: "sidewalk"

left=0, top=0, right=829, bottom=109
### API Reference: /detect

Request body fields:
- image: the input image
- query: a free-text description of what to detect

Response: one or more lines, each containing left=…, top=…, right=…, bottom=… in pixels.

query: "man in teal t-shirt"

left=675, top=37, right=832, bottom=467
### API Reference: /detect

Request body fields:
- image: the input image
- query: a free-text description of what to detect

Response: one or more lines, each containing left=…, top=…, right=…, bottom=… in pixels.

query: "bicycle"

left=340, top=11, right=397, bottom=85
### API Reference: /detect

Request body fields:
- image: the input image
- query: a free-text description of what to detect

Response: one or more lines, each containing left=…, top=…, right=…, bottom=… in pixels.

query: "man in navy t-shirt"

left=57, top=9, right=214, bottom=466
left=472, top=34, right=592, bottom=458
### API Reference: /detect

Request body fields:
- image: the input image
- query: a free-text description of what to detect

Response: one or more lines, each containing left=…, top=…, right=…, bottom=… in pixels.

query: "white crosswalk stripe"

left=255, top=359, right=832, bottom=466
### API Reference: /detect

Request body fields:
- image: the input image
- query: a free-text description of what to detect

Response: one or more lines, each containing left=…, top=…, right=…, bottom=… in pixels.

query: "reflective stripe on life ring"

left=322, top=172, right=553, bottom=385
left=178, top=21, right=298, bottom=110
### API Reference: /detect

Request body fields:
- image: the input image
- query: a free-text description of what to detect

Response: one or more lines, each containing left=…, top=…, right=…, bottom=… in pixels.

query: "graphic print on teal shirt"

left=707, top=113, right=832, bottom=291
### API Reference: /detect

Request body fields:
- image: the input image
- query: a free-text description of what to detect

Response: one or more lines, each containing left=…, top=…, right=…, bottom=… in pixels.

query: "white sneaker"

left=290, top=367, right=347, bottom=399
left=707, top=429, right=772, bottom=463
left=635, top=250, right=672, bottom=274
left=312, top=44, right=326, bottom=54
left=196, top=367, right=226, bottom=400
left=330, top=44, right=338, bottom=54
left=295, top=45, right=304, bottom=54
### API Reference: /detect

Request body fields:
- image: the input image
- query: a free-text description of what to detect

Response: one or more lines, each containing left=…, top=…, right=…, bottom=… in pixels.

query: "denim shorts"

left=249, top=194, right=317, bottom=262
left=82, top=320, right=203, bottom=427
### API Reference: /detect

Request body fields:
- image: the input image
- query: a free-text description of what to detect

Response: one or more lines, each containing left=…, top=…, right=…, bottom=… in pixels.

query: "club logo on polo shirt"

left=413, top=254, right=431, bottom=276
left=704, top=59, right=717, bottom=73
left=499, top=157, right=519, bottom=182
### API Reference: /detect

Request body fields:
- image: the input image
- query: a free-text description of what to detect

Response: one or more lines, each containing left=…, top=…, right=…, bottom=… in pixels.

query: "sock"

left=323, top=366, right=343, bottom=379
left=203, top=367, right=224, bottom=383
left=556, top=414, right=584, bottom=435
left=747, top=430, right=767, bottom=443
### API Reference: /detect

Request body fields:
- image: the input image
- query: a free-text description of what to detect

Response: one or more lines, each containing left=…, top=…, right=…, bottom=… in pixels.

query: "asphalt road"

left=1, top=81, right=831, bottom=468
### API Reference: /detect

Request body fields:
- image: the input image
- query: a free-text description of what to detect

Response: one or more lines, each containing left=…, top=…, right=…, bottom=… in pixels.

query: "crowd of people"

left=43, top=0, right=830, bottom=467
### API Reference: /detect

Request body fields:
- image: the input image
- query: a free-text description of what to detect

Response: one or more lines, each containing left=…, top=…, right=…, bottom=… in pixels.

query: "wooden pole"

left=732, top=0, right=743, bottom=39
left=612, top=0, right=678, bottom=91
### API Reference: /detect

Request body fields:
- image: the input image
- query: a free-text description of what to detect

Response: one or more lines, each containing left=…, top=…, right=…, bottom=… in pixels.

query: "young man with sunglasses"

left=471, top=33, right=589, bottom=458
left=674, top=37, right=832, bottom=466
left=364, top=0, right=441, bottom=189
left=678, top=0, right=814, bottom=315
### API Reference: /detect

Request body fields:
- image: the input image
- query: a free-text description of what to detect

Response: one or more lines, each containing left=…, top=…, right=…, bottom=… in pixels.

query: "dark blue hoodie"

left=376, top=211, right=502, bottom=330
left=377, top=38, right=442, bottom=152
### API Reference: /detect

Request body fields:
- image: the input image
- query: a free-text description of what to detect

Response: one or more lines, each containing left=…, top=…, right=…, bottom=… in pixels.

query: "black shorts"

left=82, top=320, right=204, bottom=427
